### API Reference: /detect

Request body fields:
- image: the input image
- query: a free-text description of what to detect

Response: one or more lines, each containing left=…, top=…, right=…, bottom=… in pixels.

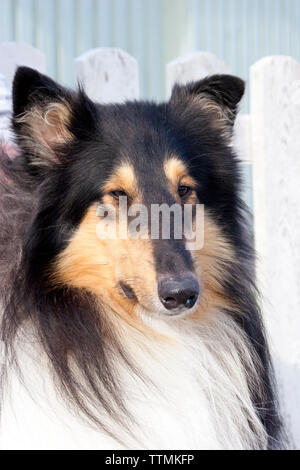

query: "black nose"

left=158, top=274, right=200, bottom=312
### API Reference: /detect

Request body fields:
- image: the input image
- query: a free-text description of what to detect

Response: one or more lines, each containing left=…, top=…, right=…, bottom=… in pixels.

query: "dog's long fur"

left=0, top=68, right=283, bottom=449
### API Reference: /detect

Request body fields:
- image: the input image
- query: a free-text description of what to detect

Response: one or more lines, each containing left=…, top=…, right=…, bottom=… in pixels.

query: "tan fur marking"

left=164, top=157, right=197, bottom=202
left=102, top=164, right=139, bottom=200
left=164, top=157, right=187, bottom=184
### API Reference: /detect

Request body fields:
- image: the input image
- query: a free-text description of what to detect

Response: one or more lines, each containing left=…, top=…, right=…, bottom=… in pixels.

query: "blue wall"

left=0, top=0, right=299, bottom=109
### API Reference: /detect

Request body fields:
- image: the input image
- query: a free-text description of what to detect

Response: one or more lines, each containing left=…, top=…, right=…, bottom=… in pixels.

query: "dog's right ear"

left=12, top=67, right=97, bottom=173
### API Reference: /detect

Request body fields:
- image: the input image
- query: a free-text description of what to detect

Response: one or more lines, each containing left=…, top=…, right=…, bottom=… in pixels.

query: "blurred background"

left=1, top=0, right=300, bottom=110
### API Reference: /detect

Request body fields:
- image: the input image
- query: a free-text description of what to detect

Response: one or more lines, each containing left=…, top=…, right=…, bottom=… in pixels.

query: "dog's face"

left=13, top=68, right=244, bottom=322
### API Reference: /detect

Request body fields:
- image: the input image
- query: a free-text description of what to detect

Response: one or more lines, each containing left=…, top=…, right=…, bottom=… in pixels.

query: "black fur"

left=0, top=67, right=283, bottom=448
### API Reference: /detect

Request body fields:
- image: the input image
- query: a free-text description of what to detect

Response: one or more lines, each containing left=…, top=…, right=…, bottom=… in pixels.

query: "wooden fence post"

left=166, top=51, right=231, bottom=99
left=0, top=42, right=46, bottom=84
left=251, top=56, right=300, bottom=447
left=74, top=47, right=139, bottom=103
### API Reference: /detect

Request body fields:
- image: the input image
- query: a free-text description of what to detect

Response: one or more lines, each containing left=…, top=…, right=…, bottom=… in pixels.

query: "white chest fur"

left=0, top=312, right=267, bottom=450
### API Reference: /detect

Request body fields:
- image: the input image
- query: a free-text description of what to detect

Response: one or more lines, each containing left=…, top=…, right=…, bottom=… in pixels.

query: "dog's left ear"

left=170, top=74, right=245, bottom=134
left=12, top=67, right=97, bottom=172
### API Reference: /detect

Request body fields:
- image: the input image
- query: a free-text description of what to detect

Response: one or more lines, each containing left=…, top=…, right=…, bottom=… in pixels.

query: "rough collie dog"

left=0, top=67, right=282, bottom=450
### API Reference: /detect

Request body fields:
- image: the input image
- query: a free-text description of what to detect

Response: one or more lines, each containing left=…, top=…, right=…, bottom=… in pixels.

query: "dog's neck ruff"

left=0, top=308, right=267, bottom=450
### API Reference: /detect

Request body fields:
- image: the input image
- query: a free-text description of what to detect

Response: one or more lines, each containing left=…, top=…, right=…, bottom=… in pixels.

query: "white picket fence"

left=1, top=42, right=300, bottom=448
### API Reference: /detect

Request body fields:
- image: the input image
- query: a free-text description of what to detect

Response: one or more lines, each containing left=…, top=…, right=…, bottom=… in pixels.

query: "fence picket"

left=251, top=56, right=300, bottom=446
left=74, top=47, right=139, bottom=103
left=0, top=42, right=46, bottom=85
left=166, top=51, right=231, bottom=98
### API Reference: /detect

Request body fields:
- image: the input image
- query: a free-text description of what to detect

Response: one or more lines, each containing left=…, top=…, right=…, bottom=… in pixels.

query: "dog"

left=0, top=67, right=282, bottom=450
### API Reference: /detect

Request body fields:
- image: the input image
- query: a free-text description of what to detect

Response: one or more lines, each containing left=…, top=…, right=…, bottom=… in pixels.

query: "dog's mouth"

left=120, top=282, right=137, bottom=301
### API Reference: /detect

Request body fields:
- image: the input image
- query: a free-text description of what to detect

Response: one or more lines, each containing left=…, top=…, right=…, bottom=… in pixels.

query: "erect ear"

left=170, top=74, right=245, bottom=136
left=12, top=67, right=97, bottom=171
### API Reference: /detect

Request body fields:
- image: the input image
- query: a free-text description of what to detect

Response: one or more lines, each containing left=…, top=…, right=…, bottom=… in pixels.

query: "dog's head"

left=12, top=67, right=244, bottom=322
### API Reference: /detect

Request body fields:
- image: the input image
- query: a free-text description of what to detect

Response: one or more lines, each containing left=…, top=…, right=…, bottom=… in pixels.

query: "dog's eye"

left=178, top=186, right=192, bottom=198
left=110, top=190, right=128, bottom=200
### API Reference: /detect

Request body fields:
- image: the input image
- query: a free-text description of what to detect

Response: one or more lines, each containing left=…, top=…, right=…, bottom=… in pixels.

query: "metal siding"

left=35, top=0, right=57, bottom=78
left=129, top=0, right=146, bottom=96
left=112, top=0, right=129, bottom=50
left=0, top=0, right=300, bottom=103
left=94, top=0, right=113, bottom=47
left=57, top=0, right=75, bottom=86
left=14, top=0, right=35, bottom=44
left=75, top=0, right=95, bottom=56
left=145, top=0, right=162, bottom=99
left=0, top=0, right=15, bottom=42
